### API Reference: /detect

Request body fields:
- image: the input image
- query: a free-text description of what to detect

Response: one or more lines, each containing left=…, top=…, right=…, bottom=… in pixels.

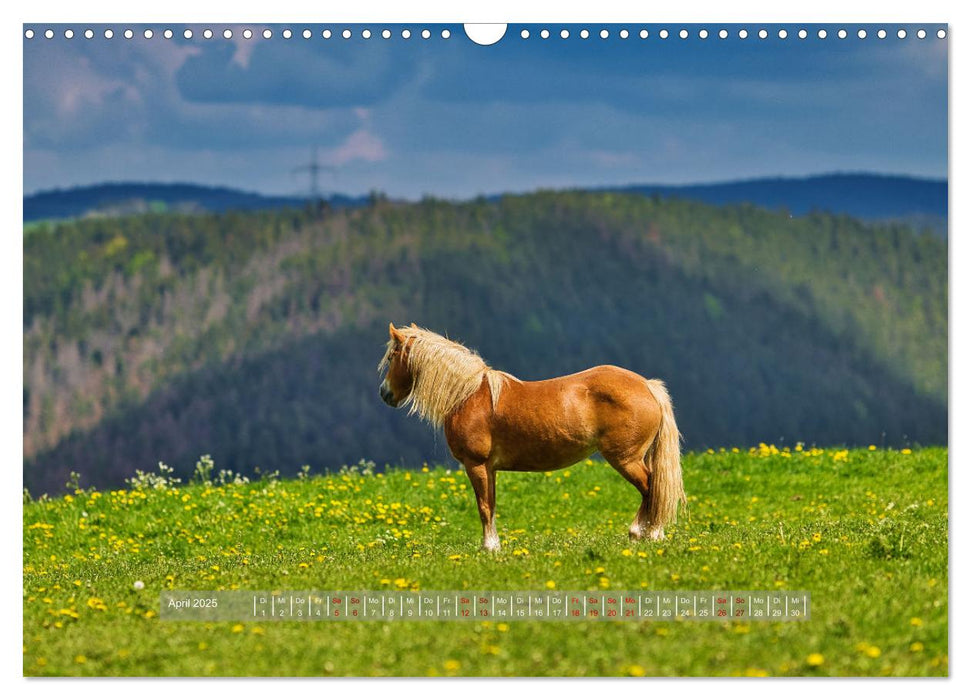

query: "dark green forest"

left=23, top=191, right=947, bottom=494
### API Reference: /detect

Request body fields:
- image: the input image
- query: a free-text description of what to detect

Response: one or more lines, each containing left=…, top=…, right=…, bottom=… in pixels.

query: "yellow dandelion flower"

left=443, top=659, right=461, bottom=671
left=806, top=653, right=824, bottom=667
left=863, top=645, right=881, bottom=658
left=910, top=642, right=924, bottom=653
left=627, top=664, right=646, bottom=677
left=545, top=580, right=556, bottom=589
left=910, top=617, right=923, bottom=627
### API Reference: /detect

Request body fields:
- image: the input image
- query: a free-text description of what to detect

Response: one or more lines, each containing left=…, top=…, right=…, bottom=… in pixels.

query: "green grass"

left=23, top=446, right=948, bottom=677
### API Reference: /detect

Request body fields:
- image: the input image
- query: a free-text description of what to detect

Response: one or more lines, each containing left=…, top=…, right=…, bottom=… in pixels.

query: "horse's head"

left=379, top=323, right=415, bottom=408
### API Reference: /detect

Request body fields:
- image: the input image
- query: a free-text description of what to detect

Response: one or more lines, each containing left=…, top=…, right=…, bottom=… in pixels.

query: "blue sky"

left=23, top=23, right=948, bottom=199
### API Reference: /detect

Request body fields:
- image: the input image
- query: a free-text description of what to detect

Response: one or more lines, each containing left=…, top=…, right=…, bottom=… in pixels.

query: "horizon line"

left=23, top=169, right=948, bottom=203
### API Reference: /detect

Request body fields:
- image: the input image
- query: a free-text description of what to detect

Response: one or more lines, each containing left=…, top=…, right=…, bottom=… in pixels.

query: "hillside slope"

left=23, top=192, right=947, bottom=493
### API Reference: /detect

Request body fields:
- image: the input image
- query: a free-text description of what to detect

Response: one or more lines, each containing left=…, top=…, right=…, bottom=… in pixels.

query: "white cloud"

left=325, top=129, right=389, bottom=167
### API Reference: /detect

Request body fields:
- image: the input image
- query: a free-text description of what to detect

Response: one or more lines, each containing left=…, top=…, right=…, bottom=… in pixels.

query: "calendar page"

left=22, top=19, right=948, bottom=678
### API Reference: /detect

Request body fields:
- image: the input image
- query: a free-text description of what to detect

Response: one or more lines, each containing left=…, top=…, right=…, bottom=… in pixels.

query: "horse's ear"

left=389, top=322, right=405, bottom=344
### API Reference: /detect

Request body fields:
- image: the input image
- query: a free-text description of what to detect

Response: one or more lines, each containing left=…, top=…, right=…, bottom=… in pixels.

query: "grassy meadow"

left=23, top=446, right=947, bottom=677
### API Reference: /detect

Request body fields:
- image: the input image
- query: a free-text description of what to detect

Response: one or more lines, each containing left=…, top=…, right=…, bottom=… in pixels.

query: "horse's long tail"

left=644, top=379, right=687, bottom=533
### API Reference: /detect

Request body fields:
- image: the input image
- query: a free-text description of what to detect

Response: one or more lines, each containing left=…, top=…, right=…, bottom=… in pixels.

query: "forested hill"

left=23, top=183, right=367, bottom=223
left=23, top=191, right=947, bottom=494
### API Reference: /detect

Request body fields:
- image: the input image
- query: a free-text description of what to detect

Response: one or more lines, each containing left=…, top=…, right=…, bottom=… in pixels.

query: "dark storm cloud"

left=24, top=34, right=363, bottom=154
left=175, top=37, right=419, bottom=109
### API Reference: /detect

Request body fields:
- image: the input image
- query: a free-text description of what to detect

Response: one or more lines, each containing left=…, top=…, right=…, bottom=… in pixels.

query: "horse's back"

left=497, top=364, right=658, bottom=414
left=526, top=365, right=656, bottom=406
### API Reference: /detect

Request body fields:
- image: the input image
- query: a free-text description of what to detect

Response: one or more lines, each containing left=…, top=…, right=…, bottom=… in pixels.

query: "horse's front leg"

left=465, top=463, right=499, bottom=552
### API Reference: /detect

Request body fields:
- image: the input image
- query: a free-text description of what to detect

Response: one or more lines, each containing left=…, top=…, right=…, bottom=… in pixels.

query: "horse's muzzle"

left=379, top=385, right=396, bottom=406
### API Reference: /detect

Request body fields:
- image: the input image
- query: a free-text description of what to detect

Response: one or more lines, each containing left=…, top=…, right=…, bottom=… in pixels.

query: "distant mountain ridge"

left=25, top=173, right=947, bottom=235
left=23, top=182, right=367, bottom=222
left=607, top=173, right=947, bottom=236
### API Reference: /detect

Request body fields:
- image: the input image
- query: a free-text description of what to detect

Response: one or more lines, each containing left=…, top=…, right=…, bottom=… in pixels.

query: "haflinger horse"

left=378, top=323, right=686, bottom=552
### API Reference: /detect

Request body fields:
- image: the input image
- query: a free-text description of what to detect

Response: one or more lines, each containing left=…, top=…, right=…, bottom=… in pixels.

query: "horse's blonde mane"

left=378, top=326, right=516, bottom=426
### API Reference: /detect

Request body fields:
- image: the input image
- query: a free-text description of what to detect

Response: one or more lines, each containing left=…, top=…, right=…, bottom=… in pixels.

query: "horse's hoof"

left=647, top=527, right=665, bottom=541
left=481, top=538, right=501, bottom=552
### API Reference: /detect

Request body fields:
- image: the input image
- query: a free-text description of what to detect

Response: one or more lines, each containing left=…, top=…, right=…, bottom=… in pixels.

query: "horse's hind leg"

left=604, top=455, right=654, bottom=541
left=464, top=463, right=500, bottom=552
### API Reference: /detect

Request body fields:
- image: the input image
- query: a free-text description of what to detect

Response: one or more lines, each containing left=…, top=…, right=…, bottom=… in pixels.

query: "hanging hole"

left=464, top=24, right=507, bottom=46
